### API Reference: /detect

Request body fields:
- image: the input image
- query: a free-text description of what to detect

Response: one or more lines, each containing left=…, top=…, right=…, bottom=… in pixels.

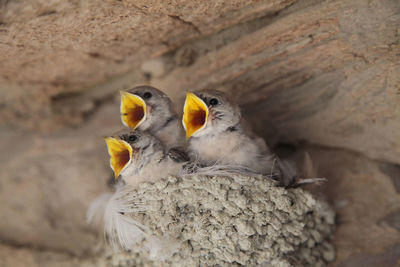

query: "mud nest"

left=107, top=173, right=335, bottom=266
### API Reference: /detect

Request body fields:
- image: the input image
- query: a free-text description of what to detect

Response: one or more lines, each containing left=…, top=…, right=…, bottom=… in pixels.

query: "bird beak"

left=104, top=137, right=133, bottom=178
left=120, top=91, right=147, bottom=129
left=182, top=91, right=209, bottom=138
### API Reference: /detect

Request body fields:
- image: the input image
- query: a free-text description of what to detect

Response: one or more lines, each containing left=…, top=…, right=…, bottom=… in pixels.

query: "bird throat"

left=183, top=92, right=209, bottom=138
left=120, top=92, right=147, bottom=129
left=123, top=106, right=145, bottom=128
left=105, top=137, right=133, bottom=178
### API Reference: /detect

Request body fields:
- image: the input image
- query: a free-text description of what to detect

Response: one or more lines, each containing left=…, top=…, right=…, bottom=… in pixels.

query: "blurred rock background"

left=0, top=0, right=399, bottom=266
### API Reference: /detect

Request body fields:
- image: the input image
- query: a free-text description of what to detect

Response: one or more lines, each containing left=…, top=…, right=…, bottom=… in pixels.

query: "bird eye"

left=128, top=135, right=137, bottom=142
left=209, top=98, right=219, bottom=106
left=143, top=92, right=152, bottom=99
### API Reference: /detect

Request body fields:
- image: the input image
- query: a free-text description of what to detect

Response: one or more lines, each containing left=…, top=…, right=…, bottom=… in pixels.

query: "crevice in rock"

left=38, top=10, right=56, bottom=17
left=51, top=91, right=116, bottom=125
left=168, top=14, right=201, bottom=34
left=379, top=162, right=400, bottom=193
left=0, top=0, right=11, bottom=8
left=130, top=4, right=149, bottom=15
left=379, top=209, right=400, bottom=231
left=149, top=10, right=288, bottom=78
left=160, top=0, right=323, bottom=63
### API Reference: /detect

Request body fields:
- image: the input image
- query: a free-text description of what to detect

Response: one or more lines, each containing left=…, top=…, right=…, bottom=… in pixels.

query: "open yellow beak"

left=120, top=91, right=147, bottom=129
left=105, top=137, right=133, bottom=178
left=182, top=92, right=209, bottom=138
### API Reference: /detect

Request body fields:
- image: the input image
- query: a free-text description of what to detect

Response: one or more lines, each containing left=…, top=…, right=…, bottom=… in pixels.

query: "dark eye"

left=129, top=135, right=137, bottom=142
left=209, top=98, right=219, bottom=106
left=143, top=92, right=152, bottom=99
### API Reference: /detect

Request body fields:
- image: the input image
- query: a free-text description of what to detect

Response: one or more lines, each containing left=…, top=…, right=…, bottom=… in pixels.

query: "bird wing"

left=167, top=147, right=190, bottom=163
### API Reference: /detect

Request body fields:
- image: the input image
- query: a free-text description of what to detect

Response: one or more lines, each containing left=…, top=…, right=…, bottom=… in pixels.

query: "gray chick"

left=182, top=89, right=281, bottom=178
left=120, top=86, right=185, bottom=149
left=105, top=130, right=187, bottom=188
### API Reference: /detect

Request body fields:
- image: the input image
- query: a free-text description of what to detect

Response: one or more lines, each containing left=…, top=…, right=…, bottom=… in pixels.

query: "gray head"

left=105, top=129, right=164, bottom=178
left=118, top=129, right=164, bottom=159
left=187, top=89, right=241, bottom=137
left=121, top=86, right=176, bottom=132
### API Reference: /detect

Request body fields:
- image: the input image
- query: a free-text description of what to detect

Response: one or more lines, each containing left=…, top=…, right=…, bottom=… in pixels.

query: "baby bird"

left=105, top=130, right=186, bottom=188
left=182, top=89, right=280, bottom=177
left=120, top=86, right=185, bottom=149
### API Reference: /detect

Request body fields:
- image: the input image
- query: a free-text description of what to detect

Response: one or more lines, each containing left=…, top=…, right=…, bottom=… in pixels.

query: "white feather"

left=87, top=192, right=113, bottom=227
left=103, top=184, right=149, bottom=250
left=188, top=123, right=278, bottom=176
left=295, top=177, right=327, bottom=185
left=88, top=177, right=182, bottom=261
left=100, top=183, right=180, bottom=261
left=182, top=160, right=277, bottom=179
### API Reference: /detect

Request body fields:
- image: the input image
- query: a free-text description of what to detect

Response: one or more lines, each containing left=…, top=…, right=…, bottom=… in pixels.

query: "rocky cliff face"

left=0, top=0, right=399, bottom=266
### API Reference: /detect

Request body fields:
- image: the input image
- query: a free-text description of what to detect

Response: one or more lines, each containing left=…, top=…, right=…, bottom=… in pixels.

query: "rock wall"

left=0, top=0, right=399, bottom=266
left=1, top=0, right=399, bottom=163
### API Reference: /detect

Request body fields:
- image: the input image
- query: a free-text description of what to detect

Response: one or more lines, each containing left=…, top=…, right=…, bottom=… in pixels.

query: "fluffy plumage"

left=185, top=89, right=281, bottom=177
left=100, top=183, right=180, bottom=259
left=86, top=192, right=113, bottom=228
left=103, top=184, right=148, bottom=249
left=93, top=130, right=186, bottom=255
left=112, top=130, right=185, bottom=188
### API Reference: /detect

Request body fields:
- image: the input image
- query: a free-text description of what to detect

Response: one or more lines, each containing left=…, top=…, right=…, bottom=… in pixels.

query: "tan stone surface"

left=0, top=243, right=100, bottom=267
left=0, top=0, right=294, bottom=129
left=147, top=0, right=400, bottom=164
left=1, top=0, right=399, bottom=164
left=0, top=103, right=121, bottom=256
left=0, top=0, right=399, bottom=266
left=294, top=146, right=400, bottom=266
